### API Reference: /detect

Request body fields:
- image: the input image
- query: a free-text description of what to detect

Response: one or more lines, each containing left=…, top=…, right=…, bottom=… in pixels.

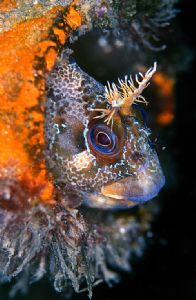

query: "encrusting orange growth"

left=0, top=0, right=17, bottom=12
left=65, top=6, right=82, bottom=29
left=0, top=2, right=83, bottom=205
left=152, top=72, right=175, bottom=125
left=53, top=27, right=66, bottom=45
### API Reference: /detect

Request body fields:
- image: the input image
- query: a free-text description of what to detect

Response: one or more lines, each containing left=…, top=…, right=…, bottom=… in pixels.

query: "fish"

left=45, top=55, right=165, bottom=210
left=0, top=1, right=167, bottom=295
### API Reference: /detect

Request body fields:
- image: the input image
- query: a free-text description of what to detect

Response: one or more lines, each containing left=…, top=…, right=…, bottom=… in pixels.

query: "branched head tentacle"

left=92, top=62, right=157, bottom=128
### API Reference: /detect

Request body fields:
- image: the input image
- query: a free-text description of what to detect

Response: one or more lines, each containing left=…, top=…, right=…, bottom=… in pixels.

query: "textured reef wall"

left=0, top=0, right=177, bottom=298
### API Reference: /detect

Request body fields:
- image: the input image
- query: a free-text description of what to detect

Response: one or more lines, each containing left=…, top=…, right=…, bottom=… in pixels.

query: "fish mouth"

left=83, top=167, right=165, bottom=209
left=101, top=169, right=165, bottom=207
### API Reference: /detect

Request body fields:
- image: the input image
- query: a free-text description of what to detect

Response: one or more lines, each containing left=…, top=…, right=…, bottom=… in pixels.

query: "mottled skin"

left=45, top=56, right=165, bottom=209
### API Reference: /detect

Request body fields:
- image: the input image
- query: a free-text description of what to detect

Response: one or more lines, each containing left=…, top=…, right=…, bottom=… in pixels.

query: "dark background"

left=1, top=1, right=196, bottom=299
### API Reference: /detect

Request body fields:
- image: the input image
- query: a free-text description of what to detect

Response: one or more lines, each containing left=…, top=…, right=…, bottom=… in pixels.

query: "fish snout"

left=101, top=168, right=165, bottom=207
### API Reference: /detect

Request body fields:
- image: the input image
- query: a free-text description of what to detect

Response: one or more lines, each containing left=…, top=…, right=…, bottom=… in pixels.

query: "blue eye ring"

left=88, top=124, right=117, bottom=155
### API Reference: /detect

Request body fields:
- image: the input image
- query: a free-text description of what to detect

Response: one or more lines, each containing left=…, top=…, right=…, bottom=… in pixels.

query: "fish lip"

left=82, top=171, right=165, bottom=210
left=82, top=192, right=138, bottom=210
left=101, top=172, right=165, bottom=204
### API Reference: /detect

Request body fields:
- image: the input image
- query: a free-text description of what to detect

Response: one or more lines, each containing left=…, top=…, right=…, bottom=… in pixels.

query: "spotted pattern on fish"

left=45, top=56, right=165, bottom=209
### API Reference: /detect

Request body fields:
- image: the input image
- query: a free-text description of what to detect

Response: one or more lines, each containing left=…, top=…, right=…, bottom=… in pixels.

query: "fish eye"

left=86, top=122, right=126, bottom=165
left=96, top=131, right=111, bottom=147
left=88, top=124, right=117, bottom=155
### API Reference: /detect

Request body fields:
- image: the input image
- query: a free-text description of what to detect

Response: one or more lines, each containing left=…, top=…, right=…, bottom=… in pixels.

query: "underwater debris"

left=0, top=198, right=156, bottom=297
